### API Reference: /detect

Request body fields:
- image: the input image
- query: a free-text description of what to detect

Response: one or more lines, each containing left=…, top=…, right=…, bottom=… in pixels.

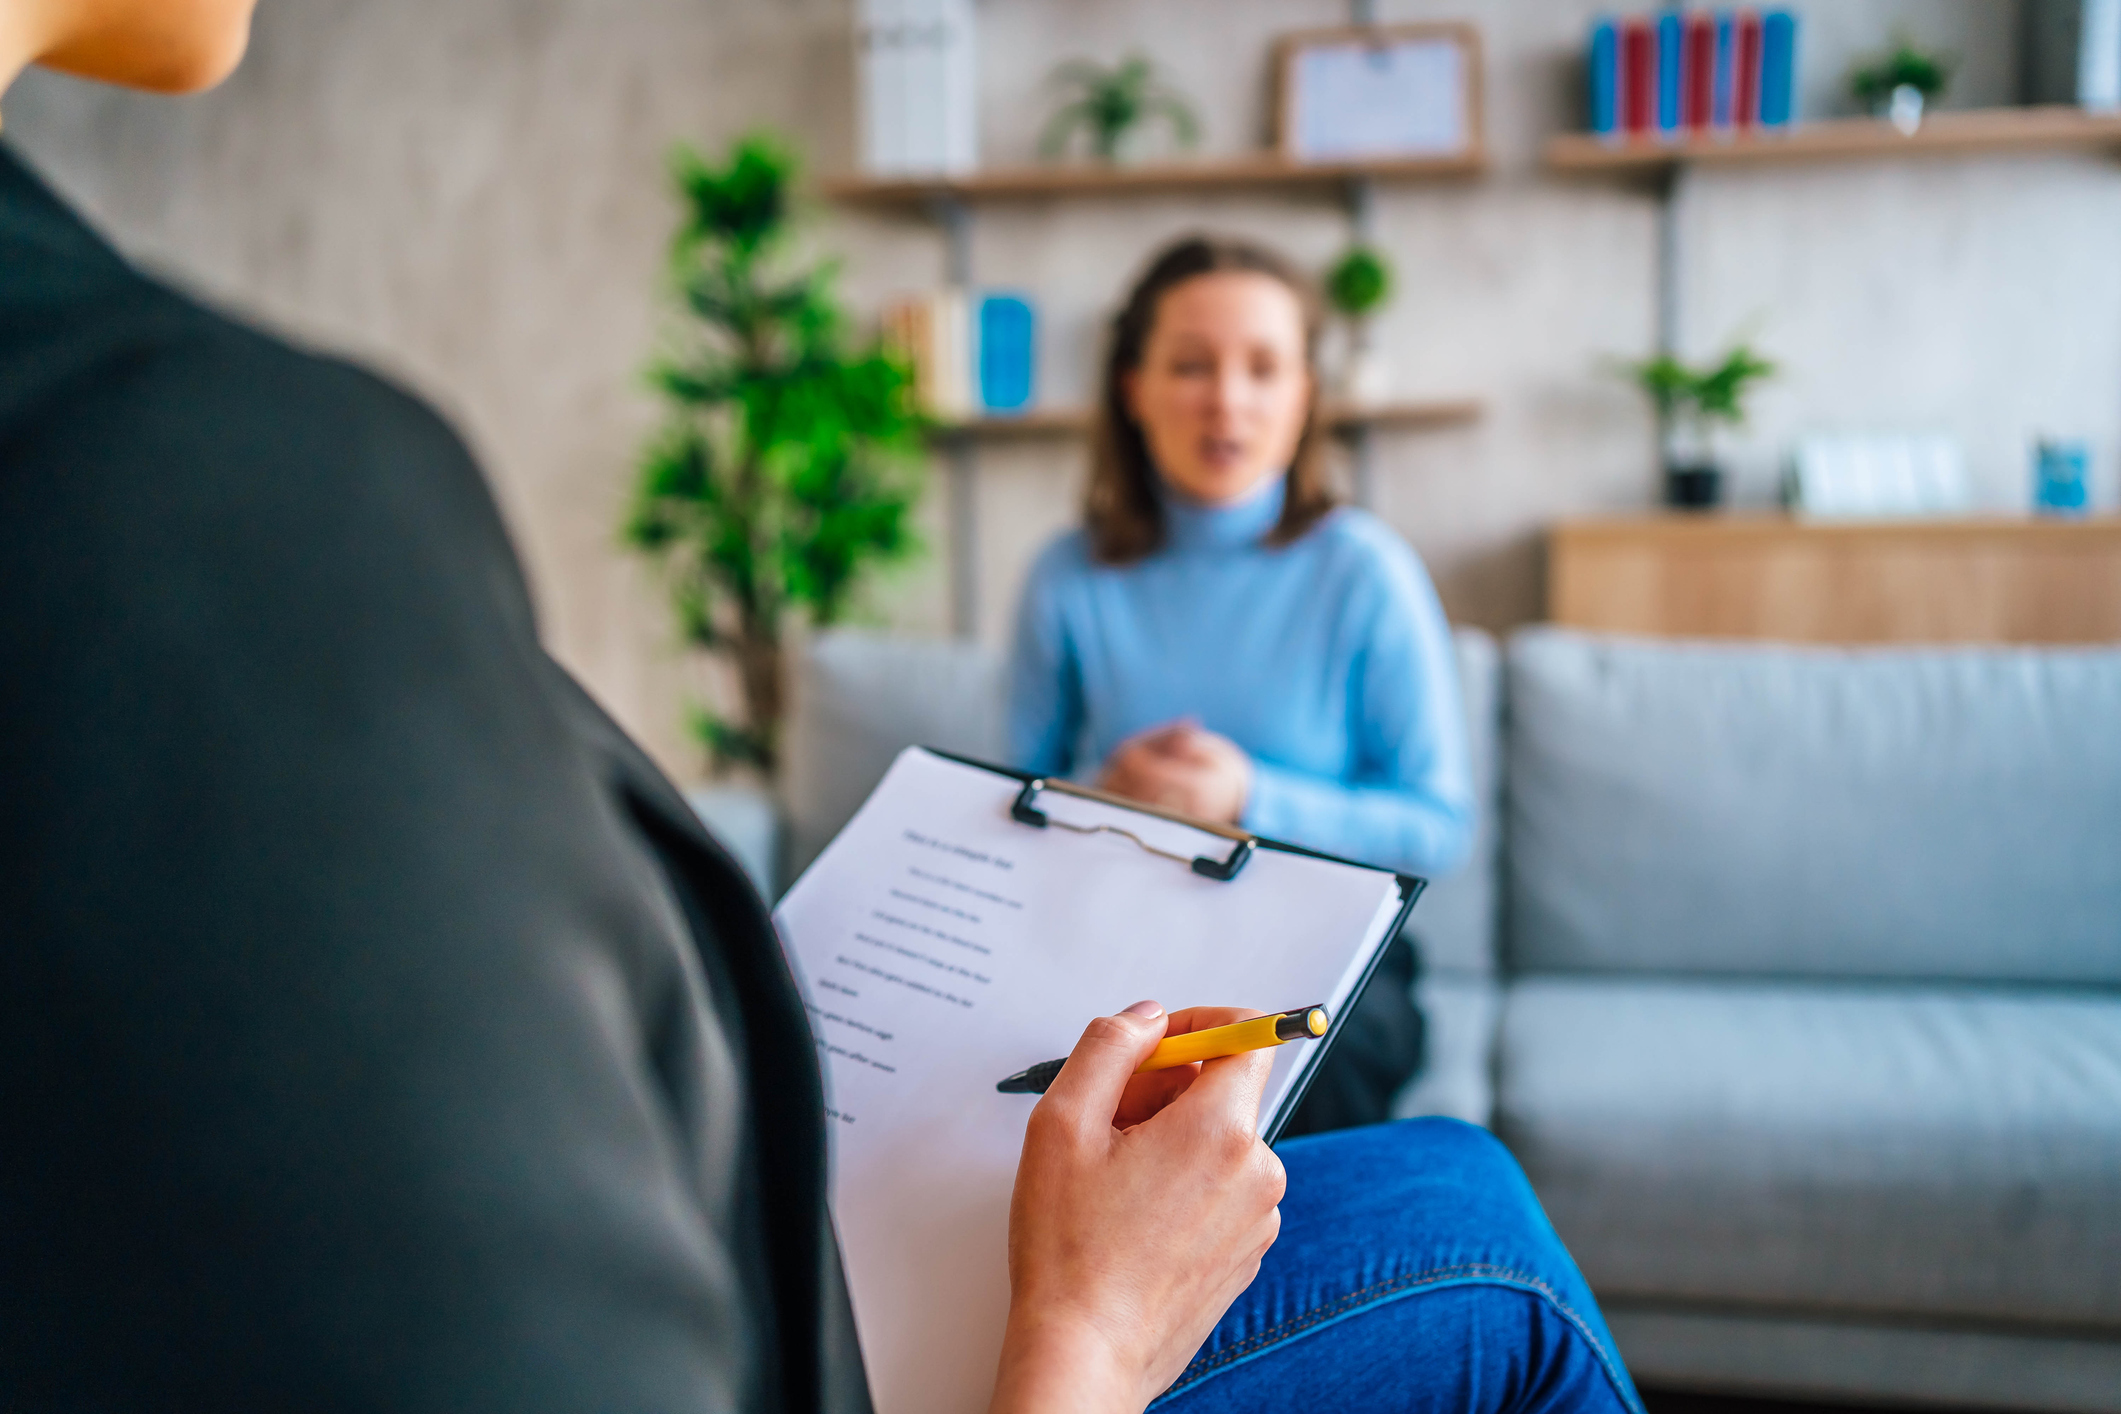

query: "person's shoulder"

left=1300, top=505, right=1435, bottom=594
left=1024, top=527, right=1098, bottom=593
left=1, top=272, right=538, bottom=676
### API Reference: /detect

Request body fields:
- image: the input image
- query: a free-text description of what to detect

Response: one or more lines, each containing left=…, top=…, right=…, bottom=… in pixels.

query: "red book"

left=1684, top=12, right=1716, bottom=133
left=1734, top=10, right=1764, bottom=131
left=1622, top=18, right=1656, bottom=139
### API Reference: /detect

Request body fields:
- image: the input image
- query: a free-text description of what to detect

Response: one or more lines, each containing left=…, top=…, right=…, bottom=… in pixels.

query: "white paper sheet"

left=772, top=749, right=1405, bottom=1414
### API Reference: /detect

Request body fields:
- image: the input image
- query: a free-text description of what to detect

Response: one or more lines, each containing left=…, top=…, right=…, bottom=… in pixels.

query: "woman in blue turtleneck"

left=1007, top=236, right=1476, bottom=1133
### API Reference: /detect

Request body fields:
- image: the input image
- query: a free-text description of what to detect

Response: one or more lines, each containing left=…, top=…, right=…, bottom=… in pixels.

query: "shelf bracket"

left=920, top=192, right=980, bottom=639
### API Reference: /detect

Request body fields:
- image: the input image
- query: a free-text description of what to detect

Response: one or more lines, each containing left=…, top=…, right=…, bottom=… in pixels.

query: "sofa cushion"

left=1507, top=628, right=2121, bottom=983
left=1498, top=976, right=2121, bottom=1330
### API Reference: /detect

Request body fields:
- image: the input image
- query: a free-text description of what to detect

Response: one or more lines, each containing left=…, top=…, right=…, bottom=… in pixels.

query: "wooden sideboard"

left=1547, top=515, right=2121, bottom=644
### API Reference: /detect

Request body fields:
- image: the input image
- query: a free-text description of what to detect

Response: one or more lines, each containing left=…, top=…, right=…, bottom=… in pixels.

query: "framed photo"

left=1273, top=23, right=1484, bottom=165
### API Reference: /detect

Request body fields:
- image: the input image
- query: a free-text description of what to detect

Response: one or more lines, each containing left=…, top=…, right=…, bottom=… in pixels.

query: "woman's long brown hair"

left=1086, top=235, right=1335, bottom=564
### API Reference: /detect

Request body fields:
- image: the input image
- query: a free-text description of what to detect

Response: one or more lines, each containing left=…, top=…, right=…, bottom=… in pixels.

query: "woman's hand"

left=989, top=1002, right=1286, bottom=1414
left=1097, top=722, right=1252, bottom=826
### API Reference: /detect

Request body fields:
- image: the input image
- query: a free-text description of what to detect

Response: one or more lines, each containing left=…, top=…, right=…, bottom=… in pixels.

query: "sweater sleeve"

left=1004, top=540, right=1087, bottom=777
left=1240, top=539, right=1476, bottom=878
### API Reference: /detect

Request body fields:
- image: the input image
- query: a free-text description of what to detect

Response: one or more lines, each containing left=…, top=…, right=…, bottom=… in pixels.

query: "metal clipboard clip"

left=1008, top=777, right=1257, bottom=882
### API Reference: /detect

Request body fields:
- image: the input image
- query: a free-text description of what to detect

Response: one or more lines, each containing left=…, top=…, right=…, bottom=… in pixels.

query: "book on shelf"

left=1656, top=11, right=1686, bottom=140
left=1712, top=12, right=1737, bottom=129
left=1684, top=13, right=1717, bottom=133
left=1733, top=11, right=1763, bottom=130
left=1759, top=11, right=1797, bottom=130
left=1589, top=19, right=1621, bottom=139
left=1622, top=17, right=1656, bottom=138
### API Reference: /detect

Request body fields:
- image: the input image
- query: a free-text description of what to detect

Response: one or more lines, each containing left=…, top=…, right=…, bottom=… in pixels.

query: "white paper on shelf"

left=856, top=0, right=906, bottom=175
left=1289, top=36, right=1468, bottom=161
left=2083, top=0, right=2121, bottom=110
left=773, top=748, right=1404, bottom=1414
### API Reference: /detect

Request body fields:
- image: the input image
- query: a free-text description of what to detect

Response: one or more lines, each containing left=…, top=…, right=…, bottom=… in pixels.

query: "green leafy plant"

left=626, top=135, right=924, bottom=774
left=1626, top=344, right=1777, bottom=462
left=1851, top=37, right=1954, bottom=107
left=1325, top=246, right=1394, bottom=321
left=1039, top=54, right=1200, bottom=163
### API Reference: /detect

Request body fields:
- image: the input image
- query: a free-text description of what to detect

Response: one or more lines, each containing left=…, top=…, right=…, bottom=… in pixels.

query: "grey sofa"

left=753, top=624, right=2121, bottom=1411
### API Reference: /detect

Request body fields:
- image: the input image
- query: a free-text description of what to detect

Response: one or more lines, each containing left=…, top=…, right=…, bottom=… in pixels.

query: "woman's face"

left=1123, top=270, right=1313, bottom=507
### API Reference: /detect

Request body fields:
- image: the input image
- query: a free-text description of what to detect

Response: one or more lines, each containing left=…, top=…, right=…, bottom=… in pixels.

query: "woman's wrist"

left=990, top=1310, right=1145, bottom=1414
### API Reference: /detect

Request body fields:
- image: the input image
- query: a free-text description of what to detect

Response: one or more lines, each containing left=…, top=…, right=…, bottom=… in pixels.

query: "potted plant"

left=1626, top=344, right=1777, bottom=510
left=1324, top=245, right=1394, bottom=406
left=1851, top=37, right=1953, bottom=135
left=1039, top=54, right=1200, bottom=164
left=626, top=134, right=925, bottom=775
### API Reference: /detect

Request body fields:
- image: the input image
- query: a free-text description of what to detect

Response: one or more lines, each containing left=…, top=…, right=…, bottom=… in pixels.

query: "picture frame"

left=1273, top=23, right=1485, bottom=167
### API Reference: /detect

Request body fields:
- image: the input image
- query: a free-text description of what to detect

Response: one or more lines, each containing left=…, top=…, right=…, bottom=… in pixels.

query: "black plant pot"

left=1664, top=462, right=1723, bottom=510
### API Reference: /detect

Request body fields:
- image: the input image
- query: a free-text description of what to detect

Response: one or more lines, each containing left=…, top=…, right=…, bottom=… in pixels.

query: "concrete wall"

left=8, top=0, right=2117, bottom=782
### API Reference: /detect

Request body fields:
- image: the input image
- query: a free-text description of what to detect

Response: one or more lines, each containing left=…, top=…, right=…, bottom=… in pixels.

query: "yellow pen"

left=996, top=1006, right=1329, bottom=1095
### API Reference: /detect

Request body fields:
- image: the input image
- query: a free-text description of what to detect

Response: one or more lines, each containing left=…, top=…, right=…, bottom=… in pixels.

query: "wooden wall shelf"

left=1545, top=105, right=2121, bottom=175
left=823, top=152, right=1485, bottom=208
left=1549, top=514, right=2121, bottom=645
left=931, top=398, right=1483, bottom=442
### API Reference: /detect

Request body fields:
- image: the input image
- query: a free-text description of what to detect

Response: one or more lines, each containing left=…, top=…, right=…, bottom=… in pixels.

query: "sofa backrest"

left=779, top=628, right=1502, bottom=980
left=781, top=630, right=1008, bottom=887
left=1506, top=627, right=2121, bottom=984
left=1407, top=629, right=1500, bottom=978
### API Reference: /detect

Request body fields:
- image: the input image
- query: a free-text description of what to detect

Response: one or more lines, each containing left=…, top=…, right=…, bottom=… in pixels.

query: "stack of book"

left=881, top=292, right=1039, bottom=421
left=1587, top=10, right=1799, bottom=143
left=856, top=0, right=978, bottom=176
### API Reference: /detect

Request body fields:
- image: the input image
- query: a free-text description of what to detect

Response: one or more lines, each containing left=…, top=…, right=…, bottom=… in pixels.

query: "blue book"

left=977, top=294, right=1036, bottom=414
left=1588, top=18, right=1620, bottom=138
left=1759, top=10, right=1797, bottom=129
left=1656, top=10, right=1685, bottom=138
left=1711, top=11, right=1737, bottom=129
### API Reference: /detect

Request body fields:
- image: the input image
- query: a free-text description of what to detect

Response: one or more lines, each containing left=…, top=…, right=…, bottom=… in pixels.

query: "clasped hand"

left=1096, top=720, right=1252, bottom=826
left=989, top=1002, right=1286, bottom=1414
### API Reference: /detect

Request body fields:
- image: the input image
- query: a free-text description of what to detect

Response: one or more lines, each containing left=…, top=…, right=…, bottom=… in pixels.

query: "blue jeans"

left=1154, top=1119, right=1645, bottom=1414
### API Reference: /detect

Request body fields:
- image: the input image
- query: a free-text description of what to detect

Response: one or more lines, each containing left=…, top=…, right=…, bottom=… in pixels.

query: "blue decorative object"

left=2034, top=439, right=2090, bottom=516
left=978, top=293, right=1036, bottom=414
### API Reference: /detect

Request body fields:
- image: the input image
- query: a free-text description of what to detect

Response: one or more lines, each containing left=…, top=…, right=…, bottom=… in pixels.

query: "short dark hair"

left=1085, top=234, right=1335, bottom=564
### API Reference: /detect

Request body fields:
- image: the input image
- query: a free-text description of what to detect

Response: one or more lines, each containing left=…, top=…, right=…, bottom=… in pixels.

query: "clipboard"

left=774, top=744, right=1428, bottom=1414
left=926, top=748, right=1427, bottom=1143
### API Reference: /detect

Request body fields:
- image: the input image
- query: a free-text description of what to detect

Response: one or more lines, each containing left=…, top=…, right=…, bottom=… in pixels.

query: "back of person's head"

left=1088, top=234, right=1334, bottom=564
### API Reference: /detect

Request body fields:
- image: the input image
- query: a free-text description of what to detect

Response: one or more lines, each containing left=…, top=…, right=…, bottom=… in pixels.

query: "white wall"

left=7, top=0, right=2117, bottom=780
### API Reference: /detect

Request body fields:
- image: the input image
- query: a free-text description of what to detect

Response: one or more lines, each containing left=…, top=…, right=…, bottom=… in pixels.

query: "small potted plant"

left=1324, top=245, right=1394, bottom=406
left=1626, top=344, right=1776, bottom=510
left=1851, top=37, right=1953, bottom=135
left=1039, top=54, right=1200, bottom=164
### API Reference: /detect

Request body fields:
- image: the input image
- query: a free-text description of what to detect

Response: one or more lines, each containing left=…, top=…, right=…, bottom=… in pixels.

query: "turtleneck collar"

left=1159, top=473, right=1287, bottom=554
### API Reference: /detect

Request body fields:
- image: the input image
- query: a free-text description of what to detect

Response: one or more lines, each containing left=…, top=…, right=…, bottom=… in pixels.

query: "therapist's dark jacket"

left=0, top=144, right=869, bottom=1412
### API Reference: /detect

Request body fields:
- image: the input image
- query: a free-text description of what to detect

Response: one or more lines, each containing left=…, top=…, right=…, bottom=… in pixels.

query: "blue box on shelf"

left=2034, top=439, right=2091, bottom=516
left=978, top=293, right=1036, bottom=415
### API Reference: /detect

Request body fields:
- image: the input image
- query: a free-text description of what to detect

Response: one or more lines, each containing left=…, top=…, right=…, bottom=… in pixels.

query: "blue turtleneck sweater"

left=1005, top=477, right=1475, bottom=878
